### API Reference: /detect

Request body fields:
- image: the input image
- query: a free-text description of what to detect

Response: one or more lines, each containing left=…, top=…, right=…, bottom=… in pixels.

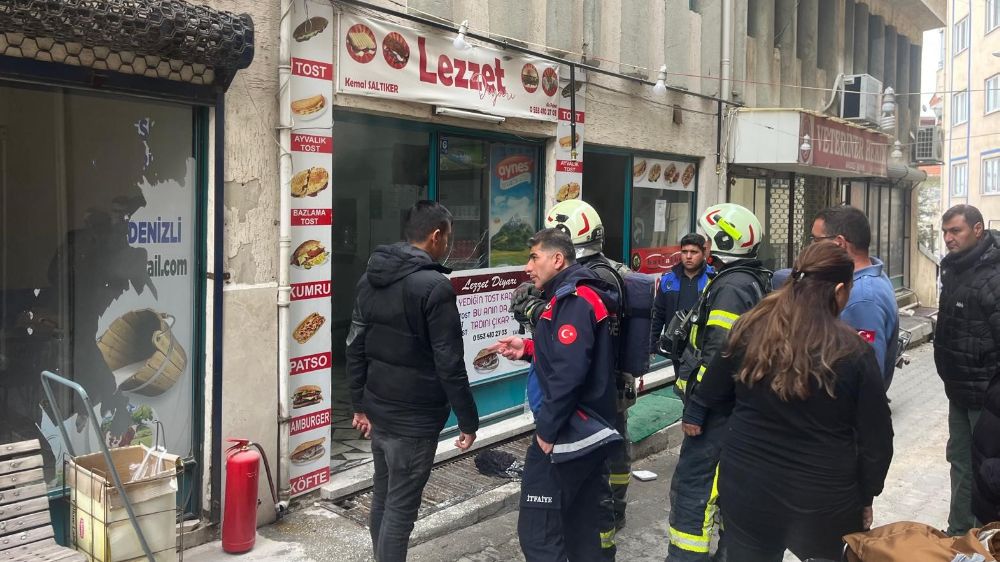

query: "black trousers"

left=518, top=438, right=617, bottom=561
left=369, top=429, right=438, bottom=562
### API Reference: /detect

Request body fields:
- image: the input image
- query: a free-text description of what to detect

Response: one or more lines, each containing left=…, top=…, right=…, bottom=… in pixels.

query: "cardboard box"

left=67, top=445, right=180, bottom=562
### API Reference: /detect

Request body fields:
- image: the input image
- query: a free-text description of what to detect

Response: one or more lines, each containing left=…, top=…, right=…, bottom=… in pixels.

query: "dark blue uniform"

left=519, top=264, right=619, bottom=561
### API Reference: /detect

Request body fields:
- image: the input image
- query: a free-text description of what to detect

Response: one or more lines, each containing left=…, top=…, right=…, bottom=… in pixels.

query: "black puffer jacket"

left=346, top=243, right=479, bottom=438
left=934, top=230, right=1000, bottom=409
left=973, top=376, right=1000, bottom=524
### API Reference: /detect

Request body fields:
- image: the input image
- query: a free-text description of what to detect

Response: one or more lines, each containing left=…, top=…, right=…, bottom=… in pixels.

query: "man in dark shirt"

left=649, top=233, right=714, bottom=355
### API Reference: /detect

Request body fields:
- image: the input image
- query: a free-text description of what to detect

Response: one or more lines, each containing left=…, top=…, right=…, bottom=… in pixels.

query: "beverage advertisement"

left=632, top=157, right=698, bottom=192
left=450, top=267, right=531, bottom=384
left=287, top=0, right=334, bottom=497
left=553, top=66, right=585, bottom=207
left=337, top=14, right=560, bottom=122
left=489, top=144, right=538, bottom=267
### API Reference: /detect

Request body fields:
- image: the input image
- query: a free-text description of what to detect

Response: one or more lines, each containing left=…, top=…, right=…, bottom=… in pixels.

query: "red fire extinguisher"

left=222, top=438, right=283, bottom=553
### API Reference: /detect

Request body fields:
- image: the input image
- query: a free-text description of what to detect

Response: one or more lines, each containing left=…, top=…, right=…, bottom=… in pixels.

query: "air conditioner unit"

left=912, top=125, right=943, bottom=163
left=839, top=74, right=883, bottom=125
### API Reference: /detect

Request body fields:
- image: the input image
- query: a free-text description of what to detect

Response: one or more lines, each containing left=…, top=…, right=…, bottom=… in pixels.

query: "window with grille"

left=952, top=162, right=969, bottom=197
left=954, top=16, right=970, bottom=53
left=984, top=157, right=1000, bottom=195
left=953, top=90, right=969, bottom=125
left=987, top=75, right=1000, bottom=114
left=914, top=127, right=936, bottom=160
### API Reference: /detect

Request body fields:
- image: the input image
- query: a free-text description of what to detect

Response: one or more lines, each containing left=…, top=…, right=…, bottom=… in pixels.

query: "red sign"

left=799, top=114, right=889, bottom=177
left=289, top=408, right=332, bottom=435
left=290, top=352, right=332, bottom=375
left=291, top=57, right=333, bottom=81
left=291, top=280, right=332, bottom=301
left=291, top=134, right=333, bottom=154
left=557, top=160, right=583, bottom=173
left=451, top=270, right=530, bottom=296
left=558, top=108, right=585, bottom=123
left=290, top=466, right=330, bottom=495
left=630, top=246, right=682, bottom=274
left=292, top=208, right=333, bottom=226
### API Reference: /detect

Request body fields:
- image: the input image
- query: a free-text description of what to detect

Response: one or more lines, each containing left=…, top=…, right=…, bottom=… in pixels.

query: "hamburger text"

left=289, top=409, right=331, bottom=435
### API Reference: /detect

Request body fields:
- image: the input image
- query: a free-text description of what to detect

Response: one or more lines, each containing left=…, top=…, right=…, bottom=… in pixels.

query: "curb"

left=407, top=419, right=684, bottom=548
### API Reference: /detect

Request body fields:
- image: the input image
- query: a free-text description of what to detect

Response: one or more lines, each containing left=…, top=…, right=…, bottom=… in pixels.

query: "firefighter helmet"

left=698, top=203, right=764, bottom=263
left=545, top=200, right=605, bottom=259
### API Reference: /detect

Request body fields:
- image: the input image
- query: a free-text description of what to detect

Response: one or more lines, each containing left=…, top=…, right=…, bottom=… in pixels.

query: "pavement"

left=183, top=342, right=951, bottom=562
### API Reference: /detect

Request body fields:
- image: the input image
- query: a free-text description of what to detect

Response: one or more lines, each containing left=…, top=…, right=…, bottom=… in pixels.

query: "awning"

left=0, top=0, right=254, bottom=89
left=728, top=108, right=893, bottom=179
left=887, top=163, right=928, bottom=182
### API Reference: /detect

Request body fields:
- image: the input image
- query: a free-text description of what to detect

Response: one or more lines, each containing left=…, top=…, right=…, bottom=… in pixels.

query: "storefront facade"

left=0, top=0, right=254, bottom=531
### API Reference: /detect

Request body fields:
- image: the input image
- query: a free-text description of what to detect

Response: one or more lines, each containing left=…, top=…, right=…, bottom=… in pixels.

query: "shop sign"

left=287, top=0, right=334, bottom=497
left=450, top=266, right=531, bottom=384
left=632, top=157, right=697, bottom=192
left=337, top=14, right=559, bottom=122
left=489, top=145, right=538, bottom=266
left=630, top=246, right=683, bottom=274
left=799, top=113, right=888, bottom=177
left=552, top=67, right=585, bottom=208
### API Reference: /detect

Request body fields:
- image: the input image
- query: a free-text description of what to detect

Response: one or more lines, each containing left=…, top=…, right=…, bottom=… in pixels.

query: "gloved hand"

left=511, top=282, right=545, bottom=329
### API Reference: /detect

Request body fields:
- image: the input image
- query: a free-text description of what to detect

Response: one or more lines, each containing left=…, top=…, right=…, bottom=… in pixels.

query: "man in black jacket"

left=346, top=201, right=479, bottom=562
left=935, top=204, right=1000, bottom=535
left=649, top=233, right=714, bottom=356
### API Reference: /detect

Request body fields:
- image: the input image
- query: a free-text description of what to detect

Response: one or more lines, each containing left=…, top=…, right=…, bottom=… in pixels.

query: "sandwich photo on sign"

left=291, top=167, right=330, bottom=198
left=291, top=438, right=326, bottom=465
left=473, top=347, right=500, bottom=374
left=291, top=240, right=329, bottom=269
left=291, top=94, right=327, bottom=120
left=293, top=16, right=328, bottom=42
left=292, top=385, right=323, bottom=409
left=293, top=312, right=326, bottom=345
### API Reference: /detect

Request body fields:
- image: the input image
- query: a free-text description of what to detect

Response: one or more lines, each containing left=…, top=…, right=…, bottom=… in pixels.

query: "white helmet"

left=698, top=203, right=764, bottom=263
left=545, top=200, right=605, bottom=259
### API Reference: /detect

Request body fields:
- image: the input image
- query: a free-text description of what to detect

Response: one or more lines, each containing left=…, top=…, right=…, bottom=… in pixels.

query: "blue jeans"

left=369, top=429, right=437, bottom=562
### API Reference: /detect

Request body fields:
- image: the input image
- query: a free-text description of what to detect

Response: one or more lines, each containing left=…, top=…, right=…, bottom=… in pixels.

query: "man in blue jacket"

left=649, top=233, right=714, bottom=356
left=811, top=205, right=899, bottom=387
left=491, top=228, right=619, bottom=561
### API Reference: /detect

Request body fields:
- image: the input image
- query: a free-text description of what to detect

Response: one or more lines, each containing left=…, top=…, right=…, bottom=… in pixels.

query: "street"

left=409, top=342, right=949, bottom=561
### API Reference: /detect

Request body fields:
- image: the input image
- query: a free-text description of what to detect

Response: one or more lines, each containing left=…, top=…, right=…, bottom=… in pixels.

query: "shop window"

left=630, top=180, right=694, bottom=270
left=583, top=152, right=629, bottom=263
left=0, top=82, right=199, bottom=485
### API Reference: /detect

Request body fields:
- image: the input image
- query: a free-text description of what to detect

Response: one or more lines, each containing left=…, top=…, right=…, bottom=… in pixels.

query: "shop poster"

left=449, top=267, right=531, bottom=384
left=287, top=0, right=334, bottom=497
left=553, top=66, right=585, bottom=208
left=337, top=14, right=559, bottom=122
left=632, top=157, right=697, bottom=192
left=489, top=145, right=537, bottom=267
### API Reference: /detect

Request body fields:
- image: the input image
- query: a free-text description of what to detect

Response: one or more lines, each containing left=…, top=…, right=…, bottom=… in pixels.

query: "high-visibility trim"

left=609, top=472, right=631, bottom=486
left=690, top=324, right=700, bottom=348
left=705, top=309, right=739, bottom=330
left=599, top=528, right=616, bottom=549
left=676, top=378, right=687, bottom=393
left=696, top=365, right=707, bottom=382
left=668, top=465, right=721, bottom=554
left=551, top=427, right=619, bottom=455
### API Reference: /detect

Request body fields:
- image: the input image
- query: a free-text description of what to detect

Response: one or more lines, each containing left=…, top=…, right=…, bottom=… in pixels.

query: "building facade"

left=940, top=0, right=1000, bottom=226
left=0, top=0, right=943, bottom=539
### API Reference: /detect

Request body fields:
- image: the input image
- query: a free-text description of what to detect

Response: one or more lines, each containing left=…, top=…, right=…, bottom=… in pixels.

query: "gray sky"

left=920, top=28, right=943, bottom=114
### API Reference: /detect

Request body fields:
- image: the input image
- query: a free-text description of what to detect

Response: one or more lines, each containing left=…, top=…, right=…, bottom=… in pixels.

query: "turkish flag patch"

left=858, top=329, right=876, bottom=344
left=557, top=324, right=578, bottom=345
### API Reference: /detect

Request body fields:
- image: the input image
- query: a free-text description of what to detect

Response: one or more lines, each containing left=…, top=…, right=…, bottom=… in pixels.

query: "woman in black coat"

left=681, top=241, right=894, bottom=561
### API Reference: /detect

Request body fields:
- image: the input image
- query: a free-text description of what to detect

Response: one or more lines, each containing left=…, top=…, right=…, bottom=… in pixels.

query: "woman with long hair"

left=681, top=241, right=894, bottom=561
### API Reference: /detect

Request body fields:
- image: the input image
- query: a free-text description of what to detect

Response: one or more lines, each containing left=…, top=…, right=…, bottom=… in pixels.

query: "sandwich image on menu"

left=292, top=385, right=323, bottom=409
left=291, top=240, right=329, bottom=269
left=291, top=438, right=326, bottom=465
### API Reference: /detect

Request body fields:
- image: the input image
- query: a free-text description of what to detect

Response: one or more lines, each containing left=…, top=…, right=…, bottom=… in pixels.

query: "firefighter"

left=667, top=203, right=771, bottom=560
left=511, top=200, right=637, bottom=535
left=491, top=228, right=620, bottom=561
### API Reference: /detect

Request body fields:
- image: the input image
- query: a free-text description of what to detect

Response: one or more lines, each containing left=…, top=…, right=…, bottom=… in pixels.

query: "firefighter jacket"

left=675, top=259, right=770, bottom=399
left=523, top=264, right=619, bottom=446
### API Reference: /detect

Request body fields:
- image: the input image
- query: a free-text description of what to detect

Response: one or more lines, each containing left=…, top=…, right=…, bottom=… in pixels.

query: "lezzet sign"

left=337, top=15, right=560, bottom=121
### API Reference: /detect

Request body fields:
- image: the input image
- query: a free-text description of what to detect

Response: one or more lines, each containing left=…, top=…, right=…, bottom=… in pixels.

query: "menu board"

left=287, top=0, right=334, bottom=497
left=630, top=246, right=683, bottom=274
left=632, top=157, right=697, bottom=192
left=450, top=266, right=531, bottom=384
left=489, top=144, right=537, bottom=267
left=337, top=14, right=559, bottom=122
left=552, top=67, right=585, bottom=208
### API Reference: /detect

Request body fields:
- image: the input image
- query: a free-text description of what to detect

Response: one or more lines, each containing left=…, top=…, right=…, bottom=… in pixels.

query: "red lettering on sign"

left=417, top=37, right=507, bottom=95
left=558, top=109, right=585, bottom=123
left=291, top=281, right=332, bottom=301
left=290, top=466, right=330, bottom=494
left=495, top=155, right=534, bottom=181
left=557, top=160, right=583, bottom=173
left=291, top=57, right=333, bottom=81
left=290, top=352, right=332, bottom=375
left=292, top=208, right=333, bottom=226
left=292, top=134, right=333, bottom=154
left=290, top=409, right=332, bottom=435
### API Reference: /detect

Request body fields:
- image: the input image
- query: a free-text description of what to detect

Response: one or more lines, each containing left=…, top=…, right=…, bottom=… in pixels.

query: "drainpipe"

left=277, top=0, right=293, bottom=503
left=718, top=0, right=733, bottom=204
